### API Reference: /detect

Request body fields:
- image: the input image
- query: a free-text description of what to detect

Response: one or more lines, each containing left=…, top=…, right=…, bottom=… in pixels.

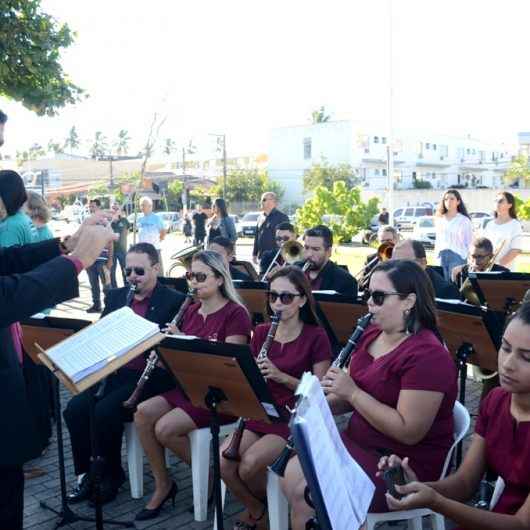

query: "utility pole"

left=222, top=134, right=227, bottom=200
left=387, top=0, right=395, bottom=226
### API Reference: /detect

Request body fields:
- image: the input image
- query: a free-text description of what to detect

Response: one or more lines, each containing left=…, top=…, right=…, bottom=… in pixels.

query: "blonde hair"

left=192, top=250, right=248, bottom=314
left=26, top=191, right=50, bottom=223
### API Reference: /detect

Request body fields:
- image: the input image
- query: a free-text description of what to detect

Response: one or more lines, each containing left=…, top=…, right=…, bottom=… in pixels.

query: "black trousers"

left=0, top=466, right=24, bottom=530
left=63, top=367, right=175, bottom=477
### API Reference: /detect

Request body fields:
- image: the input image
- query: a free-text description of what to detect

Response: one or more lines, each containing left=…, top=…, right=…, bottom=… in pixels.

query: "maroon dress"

left=161, top=300, right=252, bottom=428
left=245, top=323, right=332, bottom=440
left=342, top=325, right=457, bottom=512
left=475, top=388, right=530, bottom=516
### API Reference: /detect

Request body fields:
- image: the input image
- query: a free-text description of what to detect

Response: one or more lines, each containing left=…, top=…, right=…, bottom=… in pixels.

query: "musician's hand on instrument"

left=377, top=456, right=418, bottom=483
left=163, top=322, right=183, bottom=335
left=258, top=358, right=285, bottom=384
left=386, top=481, right=438, bottom=511
left=451, top=264, right=464, bottom=282
left=321, top=367, right=358, bottom=402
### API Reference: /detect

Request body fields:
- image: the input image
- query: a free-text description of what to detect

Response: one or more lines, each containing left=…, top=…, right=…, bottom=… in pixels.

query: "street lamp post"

left=209, top=133, right=227, bottom=199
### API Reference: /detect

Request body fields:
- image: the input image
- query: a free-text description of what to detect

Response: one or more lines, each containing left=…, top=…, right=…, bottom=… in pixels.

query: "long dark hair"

left=494, top=191, right=518, bottom=220
left=372, top=259, right=439, bottom=339
left=213, top=197, right=229, bottom=218
left=436, top=189, right=470, bottom=219
left=267, top=266, right=320, bottom=326
left=0, top=170, right=27, bottom=216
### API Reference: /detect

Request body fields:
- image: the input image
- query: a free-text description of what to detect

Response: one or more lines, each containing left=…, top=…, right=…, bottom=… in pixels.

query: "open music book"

left=293, top=373, right=374, bottom=530
left=43, top=307, right=160, bottom=383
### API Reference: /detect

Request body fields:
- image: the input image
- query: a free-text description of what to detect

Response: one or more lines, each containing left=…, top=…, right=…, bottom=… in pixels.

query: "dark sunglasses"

left=471, top=253, right=491, bottom=261
left=267, top=291, right=302, bottom=304
left=185, top=271, right=212, bottom=283
left=275, top=236, right=291, bottom=243
left=364, top=290, right=405, bottom=306
left=125, top=267, right=145, bottom=276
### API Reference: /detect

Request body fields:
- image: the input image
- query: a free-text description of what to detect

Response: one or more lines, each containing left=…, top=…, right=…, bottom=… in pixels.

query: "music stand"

left=234, top=280, right=270, bottom=323
left=469, top=271, right=530, bottom=314
left=159, top=275, right=189, bottom=294
left=232, top=260, right=259, bottom=281
left=436, top=300, right=501, bottom=464
left=158, top=336, right=285, bottom=530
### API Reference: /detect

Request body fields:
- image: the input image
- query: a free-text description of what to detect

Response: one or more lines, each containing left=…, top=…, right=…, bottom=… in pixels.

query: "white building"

left=269, top=121, right=514, bottom=204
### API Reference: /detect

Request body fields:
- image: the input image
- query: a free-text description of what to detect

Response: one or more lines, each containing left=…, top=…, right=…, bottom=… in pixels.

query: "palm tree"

left=163, top=138, right=177, bottom=157
left=47, top=139, right=63, bottom=155
left=90, top=131, right=108, bottom=160
left=64, top=126, right=80, bottom=152
left=311, top=106, right=331, bottom=124
left=115, top=129, right=131, bottom=156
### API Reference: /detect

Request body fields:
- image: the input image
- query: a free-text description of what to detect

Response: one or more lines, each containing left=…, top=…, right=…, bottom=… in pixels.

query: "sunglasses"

left=471, top=253, right=491, bottom=261
left=364, top=290, right=405, bottom=306
left=125, top=266, right=145, bottom=276
left=267, top=291, right=302, bottom=304
left=275, top=236, right=291, bottom=243
left=185, top=271, right=212, bottom=283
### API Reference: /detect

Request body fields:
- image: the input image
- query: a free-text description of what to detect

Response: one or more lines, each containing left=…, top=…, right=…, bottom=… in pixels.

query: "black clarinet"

left=269, top=312, right=373, bottom=478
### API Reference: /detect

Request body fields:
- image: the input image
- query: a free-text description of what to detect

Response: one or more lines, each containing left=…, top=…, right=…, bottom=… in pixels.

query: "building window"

left=374, top=169, right=380, bottom=176
left=382, top=169, right=387, bottom=176
left=381, top=137, right=387, bottom=144
left=432, top=144, right=437, bottom=150
left=440, top=145, right=449, bottom=157
left=466, top=148, right=471, bottom=155
left=303, top=137, right=312, bottom=160
left=426, top=143, right=431, bottom=149
left=373, top=136, right=380, bottom=144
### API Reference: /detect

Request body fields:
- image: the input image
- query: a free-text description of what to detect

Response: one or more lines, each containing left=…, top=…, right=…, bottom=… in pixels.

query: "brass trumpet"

left=260, top=240, right=305, bottom=281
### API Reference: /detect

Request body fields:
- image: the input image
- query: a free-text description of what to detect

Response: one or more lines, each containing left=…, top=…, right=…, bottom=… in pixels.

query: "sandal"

left=233, top=503, right=267, bottom=530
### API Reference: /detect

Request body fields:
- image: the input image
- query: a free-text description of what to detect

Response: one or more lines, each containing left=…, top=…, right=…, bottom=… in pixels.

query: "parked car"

left=411, top=216, right=436, bottom=248
left=469, top=211, right=493, bottom=231
left=156, top=211, right=180, bottom=232
left=393, top=205, right=434, bottom=231
left=239, top=211, right=261, bottom=237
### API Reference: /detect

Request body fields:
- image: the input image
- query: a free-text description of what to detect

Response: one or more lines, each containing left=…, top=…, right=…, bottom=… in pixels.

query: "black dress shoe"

left=67, top=474, right=93, bottom=504
left=89, top=471, right=126, bottom=506
left=135, top=481, right=178, bottom=521
left=87, top=305, right=102, bottom=313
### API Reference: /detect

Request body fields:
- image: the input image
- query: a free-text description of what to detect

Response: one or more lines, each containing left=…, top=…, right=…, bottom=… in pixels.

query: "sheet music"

left=312, top=290, right=340, bottom=295
left=294, top=373, right=375, bottom=530
left=46, top=307, right=159, bottom=382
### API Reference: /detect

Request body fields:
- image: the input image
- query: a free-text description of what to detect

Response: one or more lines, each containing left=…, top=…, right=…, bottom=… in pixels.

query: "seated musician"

left=452, top=237, right=509, bottom=289
left=220, top=266, right=332, bottom=530
left=360, top=225, right=399, bottom=285
left=133, top=250, right=252, bottom=521
left=259, top=221, right=297, bottom=276
left=392, top=239, right=460, bottom=299
left=301, top=224, right=358, bottom=297
left=281, top=259, right=457, bottom=527
left=63, top=243, right=185, bottom=505
left=378, top=300, right=530, bottom=530
left=209, top=235, right=251, bottom=281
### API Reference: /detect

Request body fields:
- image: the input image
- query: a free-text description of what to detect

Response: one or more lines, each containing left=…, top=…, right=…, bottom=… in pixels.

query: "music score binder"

left=469, top=271, right=530, bottom=313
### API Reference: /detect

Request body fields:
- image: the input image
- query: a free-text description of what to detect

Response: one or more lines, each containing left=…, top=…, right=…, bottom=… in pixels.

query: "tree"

left=0, top=0, right=84, bottom=116
left=303, top=160, right=360, bottom=192
left=504, top=154, right=530, bottom=187
left=140, top=112, right=166, bottom=177
left=166, top=179, right=184, bottom=210
left=89, top=131, right=108, bottom=160
left=295, top=181, right=379, bottom=243
left=163, top=138, right=177, bottom=157
left=311, top=106, right=331, bottom=124
left=515, top=195, right=530, bottom=221
left=47, top=139, right=63, bottom=155
left=64, top=126, right=80, bottom=152
left=115, top=129, right=131, bottom=156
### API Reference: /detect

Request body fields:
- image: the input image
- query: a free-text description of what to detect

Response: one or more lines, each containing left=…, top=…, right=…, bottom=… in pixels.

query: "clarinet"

left=269, top=312, right=373, bottom=477
left=222, top=311, right=282, bottom=461
left=122, top=287, right=196, bottom=410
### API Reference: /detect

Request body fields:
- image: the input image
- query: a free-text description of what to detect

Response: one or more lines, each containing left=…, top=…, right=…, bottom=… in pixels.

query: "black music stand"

left=159, top=275, right=189, bottom=294
left=436, top=300, right=501, bottom=464
left=469, top=271, right=530, bottom=314
left=234, top=280, right=269, bottom=323
left=158, top=336, right=285, bottom=530
left=21, top=316, right=132, bottom=529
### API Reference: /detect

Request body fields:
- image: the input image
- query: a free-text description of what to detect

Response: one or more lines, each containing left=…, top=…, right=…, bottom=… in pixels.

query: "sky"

left=2, top=0, right=530, bottom=159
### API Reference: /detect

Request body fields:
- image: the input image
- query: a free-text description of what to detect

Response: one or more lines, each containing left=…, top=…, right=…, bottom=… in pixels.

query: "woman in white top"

left=434, top=189, right=473, bottom=281
left=483, top=191, right=523, bottom=270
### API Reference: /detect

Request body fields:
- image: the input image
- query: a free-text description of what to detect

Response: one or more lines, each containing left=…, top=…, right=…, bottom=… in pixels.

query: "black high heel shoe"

left=135, top=481, right=178, bottom=521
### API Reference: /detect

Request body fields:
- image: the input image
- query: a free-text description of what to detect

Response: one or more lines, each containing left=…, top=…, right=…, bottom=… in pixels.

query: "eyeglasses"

left=471, top=253, right=491, bottom=261
left=267, top=291, right=302, bottom=304
left=185, top=271, right=213, bottom=283
left=364, top=290, right=405, bottom=306
left=275, top=236, right=291, bottom=243
left=125, top=267, right=145, bottom=276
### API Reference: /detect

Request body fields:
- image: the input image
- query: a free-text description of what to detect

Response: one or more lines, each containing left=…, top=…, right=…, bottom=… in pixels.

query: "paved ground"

left=22, top=228, right=483, bottom=529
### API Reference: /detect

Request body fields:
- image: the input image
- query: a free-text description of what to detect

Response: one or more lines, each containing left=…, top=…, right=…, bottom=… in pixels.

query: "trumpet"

left=122, top=287, right=196, bottom=410
left=261, top=240, right=305, bottom=281
left=356, top=242, right=394, bottom=290
left=222, top=311, right=282, bottom=461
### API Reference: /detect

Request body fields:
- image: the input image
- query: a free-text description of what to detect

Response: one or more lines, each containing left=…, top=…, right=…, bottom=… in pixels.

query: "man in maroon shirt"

left=63, top=243, right=184, bottom=506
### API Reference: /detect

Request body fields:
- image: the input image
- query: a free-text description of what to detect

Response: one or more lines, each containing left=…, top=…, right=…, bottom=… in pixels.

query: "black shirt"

left=193, top=212, right=208, bottom=236
left=111, top=217, right=130, bottom=253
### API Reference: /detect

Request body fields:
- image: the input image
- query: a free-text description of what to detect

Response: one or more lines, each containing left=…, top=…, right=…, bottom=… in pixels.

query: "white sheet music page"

left=294, top=373, right=375, bottom=530
left=45, top=307, right=159, bottom=382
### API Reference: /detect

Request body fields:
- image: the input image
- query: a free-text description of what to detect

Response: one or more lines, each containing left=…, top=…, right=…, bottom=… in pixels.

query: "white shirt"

left=434, top=213, right=473, bottom=260
left=482, top=218, right=523, bottom=270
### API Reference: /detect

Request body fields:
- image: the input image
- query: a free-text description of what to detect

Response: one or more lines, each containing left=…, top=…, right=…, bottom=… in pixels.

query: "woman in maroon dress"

left=379, top=300, right=530, bottom=530
left=133, top=250, right=252, bottom=520
left=220, top=266, right=332, bottom=530
left=282, top=259, right=457, bottom=529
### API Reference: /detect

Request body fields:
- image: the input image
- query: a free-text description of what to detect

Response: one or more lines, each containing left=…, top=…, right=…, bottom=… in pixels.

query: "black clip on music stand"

left=159, top=336, right=285, bottom=530
left=436, top=301, right=501, bottom=465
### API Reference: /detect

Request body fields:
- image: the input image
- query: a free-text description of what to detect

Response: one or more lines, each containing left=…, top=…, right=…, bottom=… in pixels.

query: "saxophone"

left=222, top=311, right=282, bottom=461
left=122, top=287, right=196, bottom=410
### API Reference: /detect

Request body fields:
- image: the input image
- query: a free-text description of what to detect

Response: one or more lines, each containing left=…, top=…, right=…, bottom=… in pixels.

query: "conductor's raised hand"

left=321, top=366, right=358, bottom=401
left=70, top=225, right=118, bottom=269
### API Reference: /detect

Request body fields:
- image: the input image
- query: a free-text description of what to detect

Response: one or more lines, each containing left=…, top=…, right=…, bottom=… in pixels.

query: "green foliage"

left=166, top=179, right=184, bottom=210
left=515, top=195, right=530, bottom=221
left=0, top=0, right=84, bottom=116
left=504, top=154, right=530, bottom=187
left=413, top=179, right=433, bottom=189
left=295, top=181, right=379, bottom=243
left=90, top=131, right=108, bottom=160
left=64, top=126, right=80, bottom=152
left=303, top=160, right=360, bottom=192
left=115, top=129, right=131, bottom=155
left=208, top=170, right=284, bottom=204
left=311, top=106, right=331, bottom=124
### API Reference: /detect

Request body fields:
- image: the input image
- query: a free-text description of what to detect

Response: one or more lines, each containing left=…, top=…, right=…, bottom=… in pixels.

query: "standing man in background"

left=252, top=191, right=289, bottom=265
left=137, top=196, right=165, bottom=275
left=192, top=204, right=208, bottom=246
left=110, top=204, right=130, bottom=288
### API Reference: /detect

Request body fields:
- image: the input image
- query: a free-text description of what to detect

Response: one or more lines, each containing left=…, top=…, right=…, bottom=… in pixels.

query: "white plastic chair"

left=365, top=400, right=471, bottom=530
left=124, top=422, right=236, bottom=522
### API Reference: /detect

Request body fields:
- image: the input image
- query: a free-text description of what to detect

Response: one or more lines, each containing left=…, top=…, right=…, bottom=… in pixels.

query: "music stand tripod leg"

left=456, top=343, right=473, bottom=467
left=204, top=386, right=228, bottom=530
